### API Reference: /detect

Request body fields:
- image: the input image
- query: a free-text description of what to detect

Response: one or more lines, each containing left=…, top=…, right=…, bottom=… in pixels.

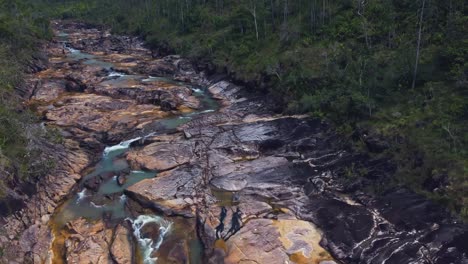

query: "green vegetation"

left=0, top=1, right=466, bottom=219
left=0, top=0, right=53, bottom=198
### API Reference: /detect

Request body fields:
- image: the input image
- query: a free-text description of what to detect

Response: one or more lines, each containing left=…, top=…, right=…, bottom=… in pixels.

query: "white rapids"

left=108, top=71, right=126, bottom=77
left=76, top=189, right=87, bottom=204
left=103, top=137, right=142, bottom=157
left=127, top=215, right=173, bottom=264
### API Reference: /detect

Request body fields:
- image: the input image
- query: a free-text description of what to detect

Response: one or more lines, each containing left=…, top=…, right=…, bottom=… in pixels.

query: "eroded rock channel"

left=0, top=21, right=467, bottom=264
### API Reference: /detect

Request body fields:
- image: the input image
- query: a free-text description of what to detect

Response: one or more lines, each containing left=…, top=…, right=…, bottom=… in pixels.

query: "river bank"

left=0, top=20, right=466, bottom=264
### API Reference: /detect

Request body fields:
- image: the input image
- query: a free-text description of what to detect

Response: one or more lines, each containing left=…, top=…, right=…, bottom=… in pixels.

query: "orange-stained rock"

left=110, top=224, right=133, bottom=264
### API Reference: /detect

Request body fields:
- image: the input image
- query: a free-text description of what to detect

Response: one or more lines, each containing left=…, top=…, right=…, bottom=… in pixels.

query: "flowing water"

left=50, top=33, right=219, bottom=263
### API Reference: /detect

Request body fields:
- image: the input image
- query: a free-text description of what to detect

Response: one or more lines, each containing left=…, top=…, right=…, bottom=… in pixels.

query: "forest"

left=0, top=0, right=467, bottom=219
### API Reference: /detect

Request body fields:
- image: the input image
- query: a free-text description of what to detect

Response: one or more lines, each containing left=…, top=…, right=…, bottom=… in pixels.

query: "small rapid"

left=102, top=136, right=142, bottom=157
left=128, top=215, right=173, bottom=264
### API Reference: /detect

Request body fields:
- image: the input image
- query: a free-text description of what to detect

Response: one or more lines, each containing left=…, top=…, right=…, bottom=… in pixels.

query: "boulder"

left=125, top=165, right=203, bottom=216
left=224, top=219, right=334, bottom=264
left=110, top=224, right=133, bottom=264
left=126, top=142, right=193, bottom=171
left=64, top=218, right=113, bottom=264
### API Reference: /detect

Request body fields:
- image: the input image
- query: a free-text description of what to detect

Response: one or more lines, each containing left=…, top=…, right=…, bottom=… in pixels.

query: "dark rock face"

left=170, top=81, right=467, bottom=264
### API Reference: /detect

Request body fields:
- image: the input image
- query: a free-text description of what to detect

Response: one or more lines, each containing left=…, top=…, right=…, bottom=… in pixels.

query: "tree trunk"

left=411, top=0, right=426, bottom=90
left=251, top=2, right=259, bottom=41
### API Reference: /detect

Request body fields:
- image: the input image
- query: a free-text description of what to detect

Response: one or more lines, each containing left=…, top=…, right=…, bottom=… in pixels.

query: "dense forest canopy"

left=0, top=0, right=466, bottom=218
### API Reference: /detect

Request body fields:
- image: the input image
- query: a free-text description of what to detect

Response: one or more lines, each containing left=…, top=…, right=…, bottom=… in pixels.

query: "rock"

left=299, top=197, right=375, bottom=259
left=208, top=81, right=240, bottom=103
left=224, top=219, right=285, bottom=264
left=45, top=93, right=168, bottom=140
left=167, top=240, right=190, bottom=263
left=117, top=174, right=126, bottom=186
left=18, top=224, right=54, bottom=264
left=224, top=219, right=334, bottom=264
left=136, top=59, right=177, bottom=76
left=64, top=218, right=113, bottom=264
left=65, top=75, right=86, bottom=92
left=140, top=222, right=162, bottom=240
left=31, top=79, right=67, bottom=101
left=126, top=142, right=193, bottom=171
left=160, top=92, right=178, bottom=111
left=126, top=165, right=203, bottom=216
left=41, top=214, right=50, bottom=224
left=210, top=156, right=298, bottom=195
left=93, top=77, right=197, bottom=111
left=84, top=177, right=102, bottom=191
left=110, top=224, right=133, bottom=264
left=275, top=219, right=334, bottom=263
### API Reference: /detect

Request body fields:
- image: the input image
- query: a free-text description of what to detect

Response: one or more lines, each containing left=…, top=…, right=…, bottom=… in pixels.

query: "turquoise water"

left=99, top=170, right=156, bottom=195
left=155, top=86, right=220, bottom=130
left=52, top=137, right=149, bottom=227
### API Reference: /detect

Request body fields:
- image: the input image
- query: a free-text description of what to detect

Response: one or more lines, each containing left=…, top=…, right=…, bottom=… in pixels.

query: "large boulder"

left=64, top=218, right=113, bottom=264
left=110, top=224, right=133, bottom=264
left=125, top=165, right=203, bottom=216
left=126, top=142, right=194, bottom=171
left=224, top=219, right=335, bottom=264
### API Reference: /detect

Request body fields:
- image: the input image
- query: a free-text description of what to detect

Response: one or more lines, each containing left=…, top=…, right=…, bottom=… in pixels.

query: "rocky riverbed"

left=0, top=20, right=466, bottom=264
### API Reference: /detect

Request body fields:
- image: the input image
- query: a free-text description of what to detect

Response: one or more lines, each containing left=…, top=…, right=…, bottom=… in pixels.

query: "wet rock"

left=110, top=224, right=133, bottom=264
left=84, top=177, right=101, bottom=191
left=117, top=174, right=127, bottom=186
left=84, top=171, right=114, bottom=191
left=140, top=221, right=161, bottom=240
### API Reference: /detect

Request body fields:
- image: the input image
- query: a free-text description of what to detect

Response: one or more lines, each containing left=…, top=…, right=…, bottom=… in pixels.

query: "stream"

left=49, top=32, right=220, bottom=264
